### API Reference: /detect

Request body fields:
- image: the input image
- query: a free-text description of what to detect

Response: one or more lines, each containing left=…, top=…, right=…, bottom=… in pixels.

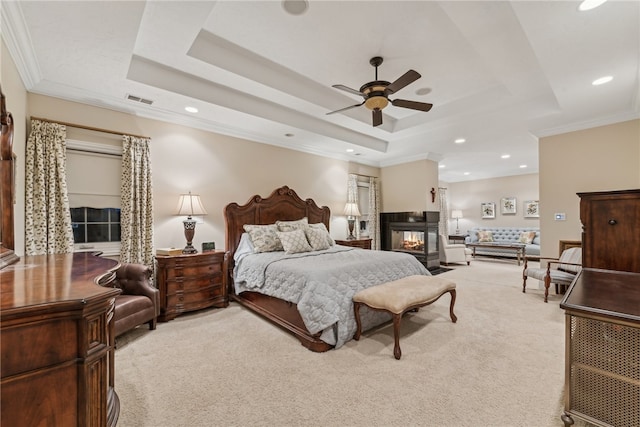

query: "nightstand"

left=155, top=251, right=228, bottom=321
left=335, top=238, right=372, bottom=250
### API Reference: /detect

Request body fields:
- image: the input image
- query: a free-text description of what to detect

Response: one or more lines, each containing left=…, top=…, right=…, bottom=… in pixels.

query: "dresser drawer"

left=165, top=261, right=222, bottom=280
left=165, top=273, right=222, bottom=294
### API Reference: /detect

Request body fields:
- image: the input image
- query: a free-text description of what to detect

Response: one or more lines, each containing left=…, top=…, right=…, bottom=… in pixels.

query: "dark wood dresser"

left=578, top=189, right=640, bottom=273
left=156, top=251, right=228, bottom=321
left=1, top=252, right=122, bottom=427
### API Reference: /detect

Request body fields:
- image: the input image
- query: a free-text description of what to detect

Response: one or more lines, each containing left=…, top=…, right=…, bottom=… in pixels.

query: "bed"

left=224, top=185, right=430, bottom=352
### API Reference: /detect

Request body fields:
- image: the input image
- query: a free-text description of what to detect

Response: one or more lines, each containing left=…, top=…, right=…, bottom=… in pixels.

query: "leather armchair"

left=112, top=263, right=159, bottom=338
left=439, top=234, right=472, bottom=266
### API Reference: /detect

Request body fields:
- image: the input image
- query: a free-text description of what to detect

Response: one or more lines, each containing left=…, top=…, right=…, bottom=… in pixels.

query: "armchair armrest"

left=114, top=263, right=160, bottom=315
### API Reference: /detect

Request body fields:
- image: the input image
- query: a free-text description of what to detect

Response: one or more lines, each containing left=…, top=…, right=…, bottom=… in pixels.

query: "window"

left=65, top=135, right=122, bottom=255
left=71, top=207, right=121, bottom=244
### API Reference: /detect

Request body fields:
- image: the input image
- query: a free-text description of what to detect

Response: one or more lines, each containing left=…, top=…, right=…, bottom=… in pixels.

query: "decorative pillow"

left=243, top=224, right=283, bottom=253
left=276, top=217, right=308, bottom=232
left=276, top=229, right=312, bottom=254
left=305, top=227, right=331, bottom=251
left=477, top=230, right=494, bottom=242
left=519, top=231, right=536, bottom=244
left=308, top=222, right=335, bottom=246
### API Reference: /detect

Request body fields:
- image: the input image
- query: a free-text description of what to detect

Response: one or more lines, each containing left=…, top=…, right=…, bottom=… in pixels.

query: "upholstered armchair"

left=439, top=234, right=472, bottom=266
left=111, top=263, right=160, bottom=338
left=522, top=247, right=582, bottom=303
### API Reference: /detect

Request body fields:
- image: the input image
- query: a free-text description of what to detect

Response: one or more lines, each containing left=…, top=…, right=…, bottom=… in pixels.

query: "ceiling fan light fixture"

left=365, top=95, right=389, bottom=111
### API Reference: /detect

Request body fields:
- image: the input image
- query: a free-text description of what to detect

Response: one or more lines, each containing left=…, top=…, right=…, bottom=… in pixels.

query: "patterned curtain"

left=120, top=135, right=154, bottom=269
left=368, top=177, right=381, bottom=250
left=438, top=187, right=449, bottom=238
left=347, top=173, right=359, bottom=239
left=24, top=120, right=75, bottom=255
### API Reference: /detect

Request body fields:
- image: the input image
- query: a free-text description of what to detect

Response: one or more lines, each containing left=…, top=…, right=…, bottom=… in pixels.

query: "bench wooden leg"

left=353, top=302, right=362, bottom=341
left=392, top=313, right=402, bottom=360
left=448, top=289, right=458, bottom=323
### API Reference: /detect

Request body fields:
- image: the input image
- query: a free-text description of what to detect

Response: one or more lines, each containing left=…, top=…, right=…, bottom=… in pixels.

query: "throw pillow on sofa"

left=477, top=230, right=494, bottom=242
left=519, top=231, right=536, bottom=244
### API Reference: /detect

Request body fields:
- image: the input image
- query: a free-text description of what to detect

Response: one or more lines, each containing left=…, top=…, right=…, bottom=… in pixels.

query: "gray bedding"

left=234, top=245, right=430, bottom=348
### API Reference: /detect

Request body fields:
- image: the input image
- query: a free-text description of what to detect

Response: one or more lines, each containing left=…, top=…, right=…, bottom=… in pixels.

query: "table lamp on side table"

left=451, top=210, right=463, bottom=235
left=343, top=202, right=361, bottom=240
left=176, top=191, right=207, bottom=254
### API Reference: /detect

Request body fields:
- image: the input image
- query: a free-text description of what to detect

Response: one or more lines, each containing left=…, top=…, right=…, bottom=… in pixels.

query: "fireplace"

left=380, top=211, right=440, bottom=270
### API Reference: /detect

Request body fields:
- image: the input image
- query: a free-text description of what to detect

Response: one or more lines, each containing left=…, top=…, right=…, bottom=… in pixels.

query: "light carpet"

left=114, top=259, right=587, bottom=427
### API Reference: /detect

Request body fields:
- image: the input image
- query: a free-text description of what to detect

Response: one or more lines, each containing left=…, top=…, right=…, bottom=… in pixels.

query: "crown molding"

left=534, top=111, right=640, bottom=138
left=1, top=1, right=41, bottom=89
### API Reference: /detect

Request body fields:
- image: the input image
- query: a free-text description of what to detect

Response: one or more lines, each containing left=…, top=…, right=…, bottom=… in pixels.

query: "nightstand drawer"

left=166, top=273, right=222, bottom=294
left=168, top=284, right=224, bottom=311
left=165, top=261, right=222, bottom=280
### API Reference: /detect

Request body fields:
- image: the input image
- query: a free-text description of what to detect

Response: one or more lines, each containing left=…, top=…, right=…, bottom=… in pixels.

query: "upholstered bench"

left=353, top=275, right=457, bottom=360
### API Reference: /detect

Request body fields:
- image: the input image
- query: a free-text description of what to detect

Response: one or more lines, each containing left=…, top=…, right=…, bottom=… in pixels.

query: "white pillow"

left=276, top=229, right=312, bottom=254
left=276, top=217, right=308, bottom=232
left=243, top=224, right=283, bottom=253
left=234, top=233, right=255, bottom=262
left=305, top=227, right=331, bottom=251
left=308, top=222, right=334, bottom=246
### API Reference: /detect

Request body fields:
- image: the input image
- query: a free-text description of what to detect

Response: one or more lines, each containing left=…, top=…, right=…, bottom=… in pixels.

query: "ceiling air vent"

left=126, top=94, right=154, bottom=105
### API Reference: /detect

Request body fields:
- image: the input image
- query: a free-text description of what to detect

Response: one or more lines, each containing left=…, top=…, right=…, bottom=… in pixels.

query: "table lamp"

left=343, top=202, right=361, bottom=240
left=176, top=191, right=207, bottom=254
left=451, top=210, right=463, bottom=235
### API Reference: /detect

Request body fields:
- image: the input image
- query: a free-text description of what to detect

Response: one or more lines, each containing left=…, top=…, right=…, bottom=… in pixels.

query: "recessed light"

left=463, top=172, right=470, bottom=176
left=346, top=148, right=354, bottom=153
left=415, top=87, right=432, bottom=96
left=520, top=164, right=528, bottom=168
left=579, top=0, right=607, bottom=11
left=501, top=154, right=511, bottom=159
left=454, top=138, right=466, bottom=144
left=282, top=0, right=308, bottom=15
left=285, top=133, right=294, bottom=137
left=592, top=76, right=613, bottom=86
left=185, top=106, right=198, bottom=113
left=439, top=164, right=446, bottom=169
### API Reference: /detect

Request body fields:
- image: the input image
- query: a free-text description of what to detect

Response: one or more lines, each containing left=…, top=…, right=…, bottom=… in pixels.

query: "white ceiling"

left=2, top=0, right=639, bottom=182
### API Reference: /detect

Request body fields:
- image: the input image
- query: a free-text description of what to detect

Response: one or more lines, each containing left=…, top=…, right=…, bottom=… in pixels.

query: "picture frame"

left=202, top=241, right=216, bottom=252
left=481, top=202, right=496, bottom=219
left=501, top=197, right=517, bottom=215
left=524, top=200, right=539, bottom=218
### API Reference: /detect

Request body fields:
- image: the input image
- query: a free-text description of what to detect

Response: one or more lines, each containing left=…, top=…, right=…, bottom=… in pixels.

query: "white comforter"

left=234, top=245, right=430, bottom=348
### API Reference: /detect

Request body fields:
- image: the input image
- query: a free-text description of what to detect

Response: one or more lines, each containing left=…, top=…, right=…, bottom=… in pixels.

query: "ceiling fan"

left=327, top=56, right=433, bottom=127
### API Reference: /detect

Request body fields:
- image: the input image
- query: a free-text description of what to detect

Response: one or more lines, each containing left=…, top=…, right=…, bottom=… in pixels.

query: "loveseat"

left=465, top=227, right=540, bottom=258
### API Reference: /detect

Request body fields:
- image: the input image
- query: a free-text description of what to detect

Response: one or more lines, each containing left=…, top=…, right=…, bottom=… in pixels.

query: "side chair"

left=522, top=247, right=582, bottom=303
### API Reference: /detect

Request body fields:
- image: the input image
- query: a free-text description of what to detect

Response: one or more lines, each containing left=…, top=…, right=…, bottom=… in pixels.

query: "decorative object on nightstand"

left=451, top=210, right=463, bottom=235
left=343, top=202, right=361, bottom=240
left=176, top=191, right=207, bottom=254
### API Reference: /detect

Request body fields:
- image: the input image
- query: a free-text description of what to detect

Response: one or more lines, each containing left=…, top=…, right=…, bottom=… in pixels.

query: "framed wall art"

left=501, top=197, right=517, bottom=215
left=481, top=202, right=496, bottom=219
left=524, top=200, right=539, bottom=218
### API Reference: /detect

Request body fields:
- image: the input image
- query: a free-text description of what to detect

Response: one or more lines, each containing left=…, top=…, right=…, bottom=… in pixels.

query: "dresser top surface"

left=561, top=268, right=640, bottom=323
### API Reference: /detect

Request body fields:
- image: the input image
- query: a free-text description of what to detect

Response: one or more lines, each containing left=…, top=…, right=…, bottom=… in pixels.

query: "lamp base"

left=347, top=218, right=356, bottom=240
left=182, top=244, right=198, bottom=254
left=182, top=217, right=198, bottom=254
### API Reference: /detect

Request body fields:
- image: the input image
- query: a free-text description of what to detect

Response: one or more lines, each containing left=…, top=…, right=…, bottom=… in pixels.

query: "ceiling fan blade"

left=391, top=98, right=433, bottom=112
left=385, top=70, right=421, bottom=94
left=331, top=84, right=365, bottom=97
left=326, top=101, right=365, bottom=115
left=372, top=108, right=383, bottom=127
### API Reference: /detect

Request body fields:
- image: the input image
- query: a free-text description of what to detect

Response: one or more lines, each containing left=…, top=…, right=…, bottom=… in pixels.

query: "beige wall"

left=445, top=173, right=540, bottom=235
left=539, top=119, right=640, bottom=257
left=1, top=40, right=28, bottom=256
left=380, top=159, right=439, bottom=213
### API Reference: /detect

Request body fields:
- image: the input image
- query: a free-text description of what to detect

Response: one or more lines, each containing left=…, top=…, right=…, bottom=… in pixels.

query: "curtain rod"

left=30, top=116, right=150, bottom=140
left=350, top=173, right=378, bottom=179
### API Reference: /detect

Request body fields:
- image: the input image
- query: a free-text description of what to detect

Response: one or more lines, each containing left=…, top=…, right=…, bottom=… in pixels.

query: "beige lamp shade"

left=343, top=202, right=361, bottom=217
left=451, top=210, right=463, bottom=219
left=176, top=191, right=207, bottom=218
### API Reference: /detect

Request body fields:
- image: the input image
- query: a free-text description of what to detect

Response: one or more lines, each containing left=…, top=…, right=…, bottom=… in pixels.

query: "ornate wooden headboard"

left=224, top=185, right=331, bottom=264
